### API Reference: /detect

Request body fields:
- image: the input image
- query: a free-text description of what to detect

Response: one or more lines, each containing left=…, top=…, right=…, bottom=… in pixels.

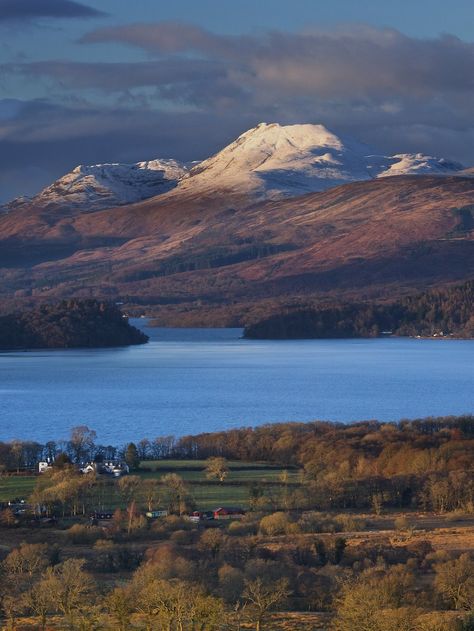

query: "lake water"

left=0, top=320, right=473, bottom=443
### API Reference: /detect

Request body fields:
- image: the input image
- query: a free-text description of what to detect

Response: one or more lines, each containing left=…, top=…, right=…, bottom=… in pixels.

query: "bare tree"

left=243, top=577, right=290, bottom=631
left=434, top=553, right=474, bottom=610
left=68, top=425, right=97, bottom=463
left=43, top=558, right=94, bottom=627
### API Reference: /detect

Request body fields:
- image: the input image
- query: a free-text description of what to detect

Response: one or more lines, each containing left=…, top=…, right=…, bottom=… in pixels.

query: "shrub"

left=394, top=515, right=410, bottom=531
left=259, top=512, right=293, bottom=536
left=227, top=520, right=258, bottom=536
left=334, top=514, right=367, bottom=532
left=67, top=524, right=103, bottom=545
left=170, top=529, right=194, bottom=545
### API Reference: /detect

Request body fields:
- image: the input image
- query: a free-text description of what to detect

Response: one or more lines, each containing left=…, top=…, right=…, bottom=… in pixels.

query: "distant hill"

left=0, top=300, right=148, bottom=349
left=244, top=281, right=474, bottom=339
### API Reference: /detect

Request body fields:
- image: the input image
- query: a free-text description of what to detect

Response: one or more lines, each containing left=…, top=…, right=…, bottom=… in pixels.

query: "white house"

left=79, top=461, right=129, bottom=477
left=38, top=461, right=53, bottom=474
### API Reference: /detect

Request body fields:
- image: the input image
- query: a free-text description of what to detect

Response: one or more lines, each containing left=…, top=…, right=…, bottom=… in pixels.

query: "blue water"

left=0, top=320, right=473, bottom=443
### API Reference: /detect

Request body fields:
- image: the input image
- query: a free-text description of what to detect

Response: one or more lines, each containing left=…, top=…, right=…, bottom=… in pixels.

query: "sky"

left=0, top=0, right=473, bottom=201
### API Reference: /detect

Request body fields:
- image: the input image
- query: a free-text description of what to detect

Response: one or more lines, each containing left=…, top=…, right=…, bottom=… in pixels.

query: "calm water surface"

left=0, top=320, right=473, bottom=442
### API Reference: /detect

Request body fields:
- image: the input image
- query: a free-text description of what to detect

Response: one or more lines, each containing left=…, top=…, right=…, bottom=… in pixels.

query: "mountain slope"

left=178, top=123, right=466, bottom=200
left=2, top=158, right=188, bottom=214
left=1, top=174, right=473, bottom=324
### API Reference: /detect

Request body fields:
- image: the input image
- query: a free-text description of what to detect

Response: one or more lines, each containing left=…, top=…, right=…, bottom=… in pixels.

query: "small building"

left=145, top=509, right=168, bottom=519
left=188, top=510, right=214, bottom=523
left=80, top=463, right=96, bottom=475
left=213, top=507, right=245, bottom=520
left=38, top=461, right=53, bottom=474
left=8, top=499, right=30, bottom=515
left=79, top=461, right=129, bottom=477
left=90, top=510, right=114, bottom=521
left=103, top=461, right=129, bottom=477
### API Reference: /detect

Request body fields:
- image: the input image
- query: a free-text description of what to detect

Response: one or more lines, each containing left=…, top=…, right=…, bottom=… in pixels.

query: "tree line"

left=2, top=416, right=474, bottom=514
left=244, top=280, right=474, bottom=338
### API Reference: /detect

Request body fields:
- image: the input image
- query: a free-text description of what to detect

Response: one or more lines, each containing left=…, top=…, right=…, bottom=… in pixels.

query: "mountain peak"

left=184, top=122, right=374, bottom=199
left=179, top=122, right=467, bottom=200
left=236, top=122, right=345, bottom=150
left=3, top=158, right=189, bottom=214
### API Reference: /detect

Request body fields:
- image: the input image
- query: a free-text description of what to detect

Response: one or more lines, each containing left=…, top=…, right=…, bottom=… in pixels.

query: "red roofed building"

left=213, top=507, right=245, bottom=520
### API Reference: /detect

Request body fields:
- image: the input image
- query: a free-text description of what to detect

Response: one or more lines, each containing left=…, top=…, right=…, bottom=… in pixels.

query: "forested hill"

left=0, top=300, right=148, bottom=349
left=244, top=280, right=474, bottom=339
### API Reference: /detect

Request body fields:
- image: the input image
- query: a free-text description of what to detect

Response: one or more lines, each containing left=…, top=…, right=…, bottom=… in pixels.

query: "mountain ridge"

left=2, top=122, right=469, bottom=215
left=2, top=158, right=189, bottom=215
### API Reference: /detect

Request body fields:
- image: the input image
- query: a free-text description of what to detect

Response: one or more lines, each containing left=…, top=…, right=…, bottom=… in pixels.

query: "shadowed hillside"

left=1, top=175, right=473, bottom=325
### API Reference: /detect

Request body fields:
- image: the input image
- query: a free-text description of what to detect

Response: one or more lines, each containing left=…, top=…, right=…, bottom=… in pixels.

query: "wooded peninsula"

left=244, top=280, right=474, bottom=339
left=0, top=300, right=148, bottom=349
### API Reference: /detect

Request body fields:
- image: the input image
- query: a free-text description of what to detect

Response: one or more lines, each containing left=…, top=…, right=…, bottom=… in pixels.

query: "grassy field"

left=0, top=476, right=36, bottom=502
left=0, top=460, right=300, bottom=510
left=138, top=460, right=299, bottom=509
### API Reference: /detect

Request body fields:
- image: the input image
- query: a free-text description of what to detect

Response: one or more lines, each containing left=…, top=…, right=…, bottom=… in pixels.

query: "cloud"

left=82, top=22, right=227, bottom=55
left=0, top=0, right=106, bottom=22
left=15, top=24, right=474, bottom=153
left=9, top=59, right=228, bottom=92
left=10, top=24, right=474, bottom=115
left=80, top=22, right=474, bottom=100
left=1, top=23, right=474, bottom=199
left=0, top=98, right=253, bottom=202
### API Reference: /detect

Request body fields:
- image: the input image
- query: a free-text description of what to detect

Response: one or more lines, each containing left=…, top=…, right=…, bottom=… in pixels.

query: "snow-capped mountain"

left=178, top=123, right=466, bottom=200
left=374, top=153, right=466, bottom=178
left=2, top=123, right=468, bottom=213
left=182, top=122, right=373, bottom=198
left=3, top=158, right=188, bottom=214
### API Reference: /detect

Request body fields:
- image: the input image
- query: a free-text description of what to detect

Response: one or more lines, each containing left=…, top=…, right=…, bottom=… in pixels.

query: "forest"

left=244, top=280, right=474, bottom=339
left=0, top=300, right=148, bottom=349
left=0, top=418, right=473, bottom=629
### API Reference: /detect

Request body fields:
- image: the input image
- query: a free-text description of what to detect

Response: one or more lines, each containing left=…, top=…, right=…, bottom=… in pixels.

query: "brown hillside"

left=1, top=175, right=473, bottom=324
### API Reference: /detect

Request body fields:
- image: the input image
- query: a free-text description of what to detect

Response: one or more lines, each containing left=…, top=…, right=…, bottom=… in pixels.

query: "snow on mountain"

left=3, top=158, right=189, bottom=213
left=180, top=122, right=374, bottom=199
left=374, top=153, right=465, bottom=178
left=2, top=123, right=469, bottom=213
left=176, top=123, right=467, bottom=200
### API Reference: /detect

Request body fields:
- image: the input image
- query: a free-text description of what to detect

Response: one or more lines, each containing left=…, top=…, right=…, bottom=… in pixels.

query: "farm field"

left=0, top=476, right=36, bottom=502
left=0, top=460, right=300, bottom=511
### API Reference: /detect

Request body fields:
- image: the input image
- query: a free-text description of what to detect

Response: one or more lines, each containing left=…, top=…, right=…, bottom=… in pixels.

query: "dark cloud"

left=9, top=59, right=229, bottom=92
left=0, top=99, right=253, bottom=202
left=82, top=24, right=474, bottom=165
left=0, top=0, right=106, bottom=22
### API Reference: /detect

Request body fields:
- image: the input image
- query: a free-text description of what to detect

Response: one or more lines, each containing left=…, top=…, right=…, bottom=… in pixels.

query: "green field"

left=0, top=476, right=37, bottom=502
left=139, top=459, right=300, bottom=482
left=137, top=460, right=299, bottom=509
left=0, top=460, right=300, bottom=511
